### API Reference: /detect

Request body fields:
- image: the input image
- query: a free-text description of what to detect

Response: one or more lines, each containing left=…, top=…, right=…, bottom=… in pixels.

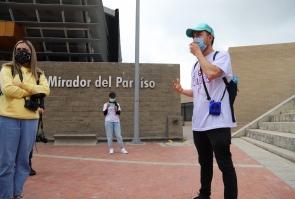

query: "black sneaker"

left=194, top=194, right=210, bottom=199
left=29, top=168, right=36, bottom=176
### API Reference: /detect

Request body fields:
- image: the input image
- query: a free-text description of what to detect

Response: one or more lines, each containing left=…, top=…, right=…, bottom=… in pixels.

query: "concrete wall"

left=229, top=42, right=295, bottom=132
left=0, top=61, right=183, bottom=140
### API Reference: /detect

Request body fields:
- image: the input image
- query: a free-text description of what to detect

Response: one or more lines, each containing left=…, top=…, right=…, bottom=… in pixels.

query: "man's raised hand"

left=172, top=78, right=183, bottom=94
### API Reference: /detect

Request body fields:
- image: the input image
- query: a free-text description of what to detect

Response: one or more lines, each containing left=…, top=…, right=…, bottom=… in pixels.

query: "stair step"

left=270, top=113, right=295, bottom=122
left=246, top=129, right=295, bottom=151
left=280, top=110, right=295, bottom=114
left=241, top=137, right=295, bottom=163
left=258, top=122, right=295, bottom=134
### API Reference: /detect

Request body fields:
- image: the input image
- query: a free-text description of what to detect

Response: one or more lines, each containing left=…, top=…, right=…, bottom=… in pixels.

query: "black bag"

left=36, top=114, right=48, bottom=143
left=222, top=77, right=238, bottom=122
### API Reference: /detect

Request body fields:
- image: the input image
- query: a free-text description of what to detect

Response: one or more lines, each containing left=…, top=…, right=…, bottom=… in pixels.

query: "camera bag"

left=36, top=113, right=48, bottom=143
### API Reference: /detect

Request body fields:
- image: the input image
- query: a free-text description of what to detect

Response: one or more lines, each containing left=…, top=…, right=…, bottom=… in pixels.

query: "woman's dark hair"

left=109, top=92, right=116, bottom=98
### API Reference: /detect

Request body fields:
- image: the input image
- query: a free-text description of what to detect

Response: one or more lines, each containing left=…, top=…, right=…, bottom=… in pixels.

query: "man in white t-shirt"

left=172, top=23, right=238, bottom=199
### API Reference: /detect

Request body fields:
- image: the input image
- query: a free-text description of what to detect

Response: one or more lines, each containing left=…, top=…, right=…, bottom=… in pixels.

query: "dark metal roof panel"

left=0, top=2, right=99, bottom=11
left=23, top=37, right=100, bottom=43
left=37, top=52, right=102, bottom=62
left=18, top=21, right=100, bottom=28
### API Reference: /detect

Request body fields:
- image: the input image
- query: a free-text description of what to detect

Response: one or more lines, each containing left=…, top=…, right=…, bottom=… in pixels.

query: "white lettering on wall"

left=66, top=80, right=72, bottom=87
left=48, top=76, right=156, bottom=89
left=116, top=77, right=137, bottom=88
left=116, top=77, right=122, bottom=87
left=48, top=76, right=90, bottom=88
left=73, top=76, right=79, bottom=88
left=95, top=76, right=101, bottom=87
left=95, top=76, right=111, bottom=87
left=108, top=76, right=112, bottom=87
left=48, top=76, right=57, bottom=87
left=140, top=77, right=154, bottom=88
left=149, top=81, right=155, bottom=88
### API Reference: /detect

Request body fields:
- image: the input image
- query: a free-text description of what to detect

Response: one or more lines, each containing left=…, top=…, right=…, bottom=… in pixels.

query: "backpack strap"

left=220, top=83, right=227, bottom=101
left=200, top=67, right=211, bottom=101
left=213, top=51, right=219, bottom=61
left=36, top=72, right=41, bottom=85
left=15, top=69, right=40, bottom=84
left=194, top=51, right=219, bottom=70
left=200, top=66, right=226, bottom=102
left=222, top=77, right=236, bottom=123
left=196, top=51, right=222, bottom=101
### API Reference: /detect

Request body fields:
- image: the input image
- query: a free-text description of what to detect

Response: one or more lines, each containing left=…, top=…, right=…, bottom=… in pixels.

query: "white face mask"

left=193, top=38, right=207, bottom=52
left=109, top=98, right=115, bottom=102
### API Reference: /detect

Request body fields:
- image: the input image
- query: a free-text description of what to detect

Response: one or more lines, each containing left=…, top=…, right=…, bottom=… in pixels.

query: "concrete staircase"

left=232, top=95, right=295, bottom=163
left=241, top=110, right=295, bottom=163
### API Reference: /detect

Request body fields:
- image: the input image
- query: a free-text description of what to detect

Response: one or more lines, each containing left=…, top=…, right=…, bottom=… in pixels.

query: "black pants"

left=29, top=150, right=33, bottom=168
left=193, top=128, right=238, bottom=199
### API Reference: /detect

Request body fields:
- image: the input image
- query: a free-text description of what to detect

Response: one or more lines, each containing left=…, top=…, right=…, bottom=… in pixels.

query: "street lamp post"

left=131, top=0, right=142, bottom=144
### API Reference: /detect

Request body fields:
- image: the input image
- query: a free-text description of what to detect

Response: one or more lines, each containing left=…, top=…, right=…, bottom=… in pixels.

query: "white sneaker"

left=109, top=148, right=114, bottom=154
left=121, top=148, right=128, bottom=154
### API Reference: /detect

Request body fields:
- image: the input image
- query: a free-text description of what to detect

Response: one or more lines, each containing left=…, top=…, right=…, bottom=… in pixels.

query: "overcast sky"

left=102, top=0, right=295, bottom=89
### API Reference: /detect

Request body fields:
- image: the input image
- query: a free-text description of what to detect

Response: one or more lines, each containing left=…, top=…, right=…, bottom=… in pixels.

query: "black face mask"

left=15, top=50, right=31, bottom=64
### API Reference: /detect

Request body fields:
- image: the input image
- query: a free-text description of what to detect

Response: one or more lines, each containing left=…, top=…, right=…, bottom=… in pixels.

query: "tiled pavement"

left=22, top=131, right=295, bottom=199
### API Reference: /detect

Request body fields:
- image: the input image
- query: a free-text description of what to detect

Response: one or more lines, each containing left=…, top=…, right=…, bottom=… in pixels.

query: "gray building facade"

left=0, top=0, right=121, bottom=62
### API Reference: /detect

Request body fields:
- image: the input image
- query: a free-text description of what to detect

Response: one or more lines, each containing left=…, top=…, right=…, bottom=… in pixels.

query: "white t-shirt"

left=191, top=51, right=237, bottom=131
left=103, top=102, right=121, bottom=122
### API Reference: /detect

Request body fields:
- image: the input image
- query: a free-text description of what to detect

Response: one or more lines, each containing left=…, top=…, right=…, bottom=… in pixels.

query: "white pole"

left=131, top=0, right=142, bottom=144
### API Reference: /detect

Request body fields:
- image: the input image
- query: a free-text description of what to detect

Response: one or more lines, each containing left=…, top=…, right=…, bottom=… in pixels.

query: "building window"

left=26, top=29, right=41, bottom=37
left=67, top=30, right=87, bottom=38
left=9, top=0, right=32, bottom=3
left=45, top=42, right=67, bottom=52
left=64, top=10, right=85, bottom=23
left=35, top=0, right=60, bottom=4
left=11, top=9, right=37, bottom=21
left=181, top=102, right=193, bottom=123
left=43, top=30, right=65, bottom=38
left=38, top=10, right=62, bottom=22
left=0, top=7, right=11, bottom=21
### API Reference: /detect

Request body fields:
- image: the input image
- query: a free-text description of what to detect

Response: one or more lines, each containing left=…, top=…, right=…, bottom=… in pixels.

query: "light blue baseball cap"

left=186, top=23, right=215, bottom=38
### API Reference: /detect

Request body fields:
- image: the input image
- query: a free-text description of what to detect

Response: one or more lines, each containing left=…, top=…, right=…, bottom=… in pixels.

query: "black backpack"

left=194, top=51, right=238, bottom=122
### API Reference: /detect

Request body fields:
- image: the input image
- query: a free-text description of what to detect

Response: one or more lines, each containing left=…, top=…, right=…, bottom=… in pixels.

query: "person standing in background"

left=103, top=92, right=128, bottom=154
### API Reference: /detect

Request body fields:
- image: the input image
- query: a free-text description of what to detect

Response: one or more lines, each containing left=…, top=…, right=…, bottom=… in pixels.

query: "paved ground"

left=22, top=127, right=295, bottom=199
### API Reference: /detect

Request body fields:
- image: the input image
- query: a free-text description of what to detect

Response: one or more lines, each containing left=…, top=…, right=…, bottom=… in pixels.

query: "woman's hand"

left=13, top=82, right=24, bottom=88
left=38, top=108, right=44, bottom=115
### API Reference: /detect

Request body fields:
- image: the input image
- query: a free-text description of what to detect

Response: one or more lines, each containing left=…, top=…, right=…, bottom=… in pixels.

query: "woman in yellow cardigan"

left=0, top=40, right=50, bottom=199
